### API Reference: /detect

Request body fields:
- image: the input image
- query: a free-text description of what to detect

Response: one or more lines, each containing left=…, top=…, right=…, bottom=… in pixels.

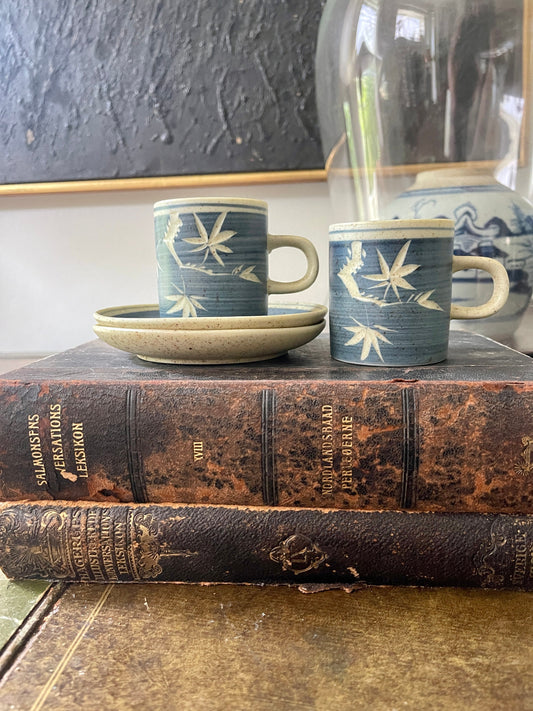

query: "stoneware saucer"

left=93, top=302, right=327, bottom=331
left=93, top=321, right=326, bottom=364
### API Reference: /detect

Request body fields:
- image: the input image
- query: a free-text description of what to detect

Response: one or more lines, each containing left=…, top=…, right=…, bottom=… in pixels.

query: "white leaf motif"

left=165, top=288, right=206, bottom=318
left=363, top=241, right=420, bottom=300
left=239, top=265, right=262, bottom=283
left=186, top=212, right=237, bottom=266
left=416, top=290, right=443, bottom=311
left=344, top=321, right=395, bottom=362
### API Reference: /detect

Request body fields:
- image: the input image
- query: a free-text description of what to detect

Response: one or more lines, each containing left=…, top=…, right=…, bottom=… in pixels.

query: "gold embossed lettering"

left=86, top=509, right=107, bottom=582
left=341, top=416, right=354, bottom=490
left=113, top=522, right=131, bottom=576
left=321, top=405, right=334, bottom=495
left=69, top=510, right=91, bottom=582
left=27, top=414, right=47, bottom=485
left=193, top=441, right=204, bottom=461
left=49, top=404, right=77, bottom=482
left=72, top=422, right=88, bottom=476
left=512, top=530, right=529, bottom=586
left=99, top=512, right=119, bottom=580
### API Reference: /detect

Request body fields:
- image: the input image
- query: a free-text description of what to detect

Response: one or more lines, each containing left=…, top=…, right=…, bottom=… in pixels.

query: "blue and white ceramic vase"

left=386, top=168, right=533, bottom=339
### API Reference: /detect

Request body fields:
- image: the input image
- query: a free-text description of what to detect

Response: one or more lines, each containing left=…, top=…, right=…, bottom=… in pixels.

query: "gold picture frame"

left=0, top=169, right=327, bottom=197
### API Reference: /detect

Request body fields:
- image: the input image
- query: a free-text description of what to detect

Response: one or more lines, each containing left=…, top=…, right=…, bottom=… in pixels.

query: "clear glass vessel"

left=316, top=0, right=533, bottom=337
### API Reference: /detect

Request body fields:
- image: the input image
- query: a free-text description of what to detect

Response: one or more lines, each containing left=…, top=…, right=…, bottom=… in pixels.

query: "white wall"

left=0, top=181, right=333, bottom=355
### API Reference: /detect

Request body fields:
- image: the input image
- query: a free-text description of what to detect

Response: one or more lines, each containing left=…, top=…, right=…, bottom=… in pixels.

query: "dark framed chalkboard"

left=0, top=0, right=326, bottom=194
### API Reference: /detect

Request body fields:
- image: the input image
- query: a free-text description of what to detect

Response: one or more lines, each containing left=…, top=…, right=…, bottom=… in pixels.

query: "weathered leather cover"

left=0, top=500, right=531, bottom=589
left=0, top=333, right=532, bottom=512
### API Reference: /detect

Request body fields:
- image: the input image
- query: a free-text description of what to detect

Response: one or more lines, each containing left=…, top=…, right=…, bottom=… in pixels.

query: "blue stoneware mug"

left=329, top=219, right=509, bottom=366
left=154, top=197, right=319, bottom=318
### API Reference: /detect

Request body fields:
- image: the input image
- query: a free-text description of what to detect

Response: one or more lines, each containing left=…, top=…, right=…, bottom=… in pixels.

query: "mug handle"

left=450, top=256, right=509, bottom=320
left=267, top=234, right=319, bottom=294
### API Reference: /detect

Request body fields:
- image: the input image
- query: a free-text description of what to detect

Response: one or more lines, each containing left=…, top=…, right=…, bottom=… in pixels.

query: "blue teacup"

left=329, top=219, right=509, bottom=366
left=154, top=197, right=319, bottom=318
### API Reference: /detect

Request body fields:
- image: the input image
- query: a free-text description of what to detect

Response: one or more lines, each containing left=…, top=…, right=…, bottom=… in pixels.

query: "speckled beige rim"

left=329, top=218, right=455, bottom=240
left=154, top=197, right=268, bottom=215
left=94, top=302, right=327, bottom=331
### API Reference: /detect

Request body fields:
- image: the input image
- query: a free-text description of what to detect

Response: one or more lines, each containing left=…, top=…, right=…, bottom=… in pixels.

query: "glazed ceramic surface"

left=329, top=219, right=508, bottom=366
left=386, top=169, right=533, bottom=338
left=93, top=321, right=326, bottom=364
left=94, top=302, right=327, bottom=331
left=154, top=198, right=318, bottom=318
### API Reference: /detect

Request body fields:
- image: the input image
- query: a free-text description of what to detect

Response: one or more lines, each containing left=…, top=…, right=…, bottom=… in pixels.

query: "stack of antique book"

left=0, top=332, right=531, bottom=589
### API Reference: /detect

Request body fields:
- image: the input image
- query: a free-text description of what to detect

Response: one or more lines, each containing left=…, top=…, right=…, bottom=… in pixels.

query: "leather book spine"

left=0, top=501, right=531, bottom=589
left=0, top=378, right=532, bottom=512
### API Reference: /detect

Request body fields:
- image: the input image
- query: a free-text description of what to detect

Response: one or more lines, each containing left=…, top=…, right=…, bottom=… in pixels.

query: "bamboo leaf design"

left=183, top=211, right=236, bottom=266
left=238, top=265, right=262, bottom=283
left=416, top=290, right=444, bottom=311
left=344, top=321, right=395, bottom=362
left=363, top=241, right=420, bottom=300
left=165, top=287, right=206, bottom=318
left=193, top=213, right=209, bottom=242
left=163, top=212, right=184, bottom=267
left=337, top=241, right=385, bottom=305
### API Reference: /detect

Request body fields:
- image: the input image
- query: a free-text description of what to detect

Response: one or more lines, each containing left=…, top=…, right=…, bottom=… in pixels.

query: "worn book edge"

left=0, top=584, right=68, bottom=679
